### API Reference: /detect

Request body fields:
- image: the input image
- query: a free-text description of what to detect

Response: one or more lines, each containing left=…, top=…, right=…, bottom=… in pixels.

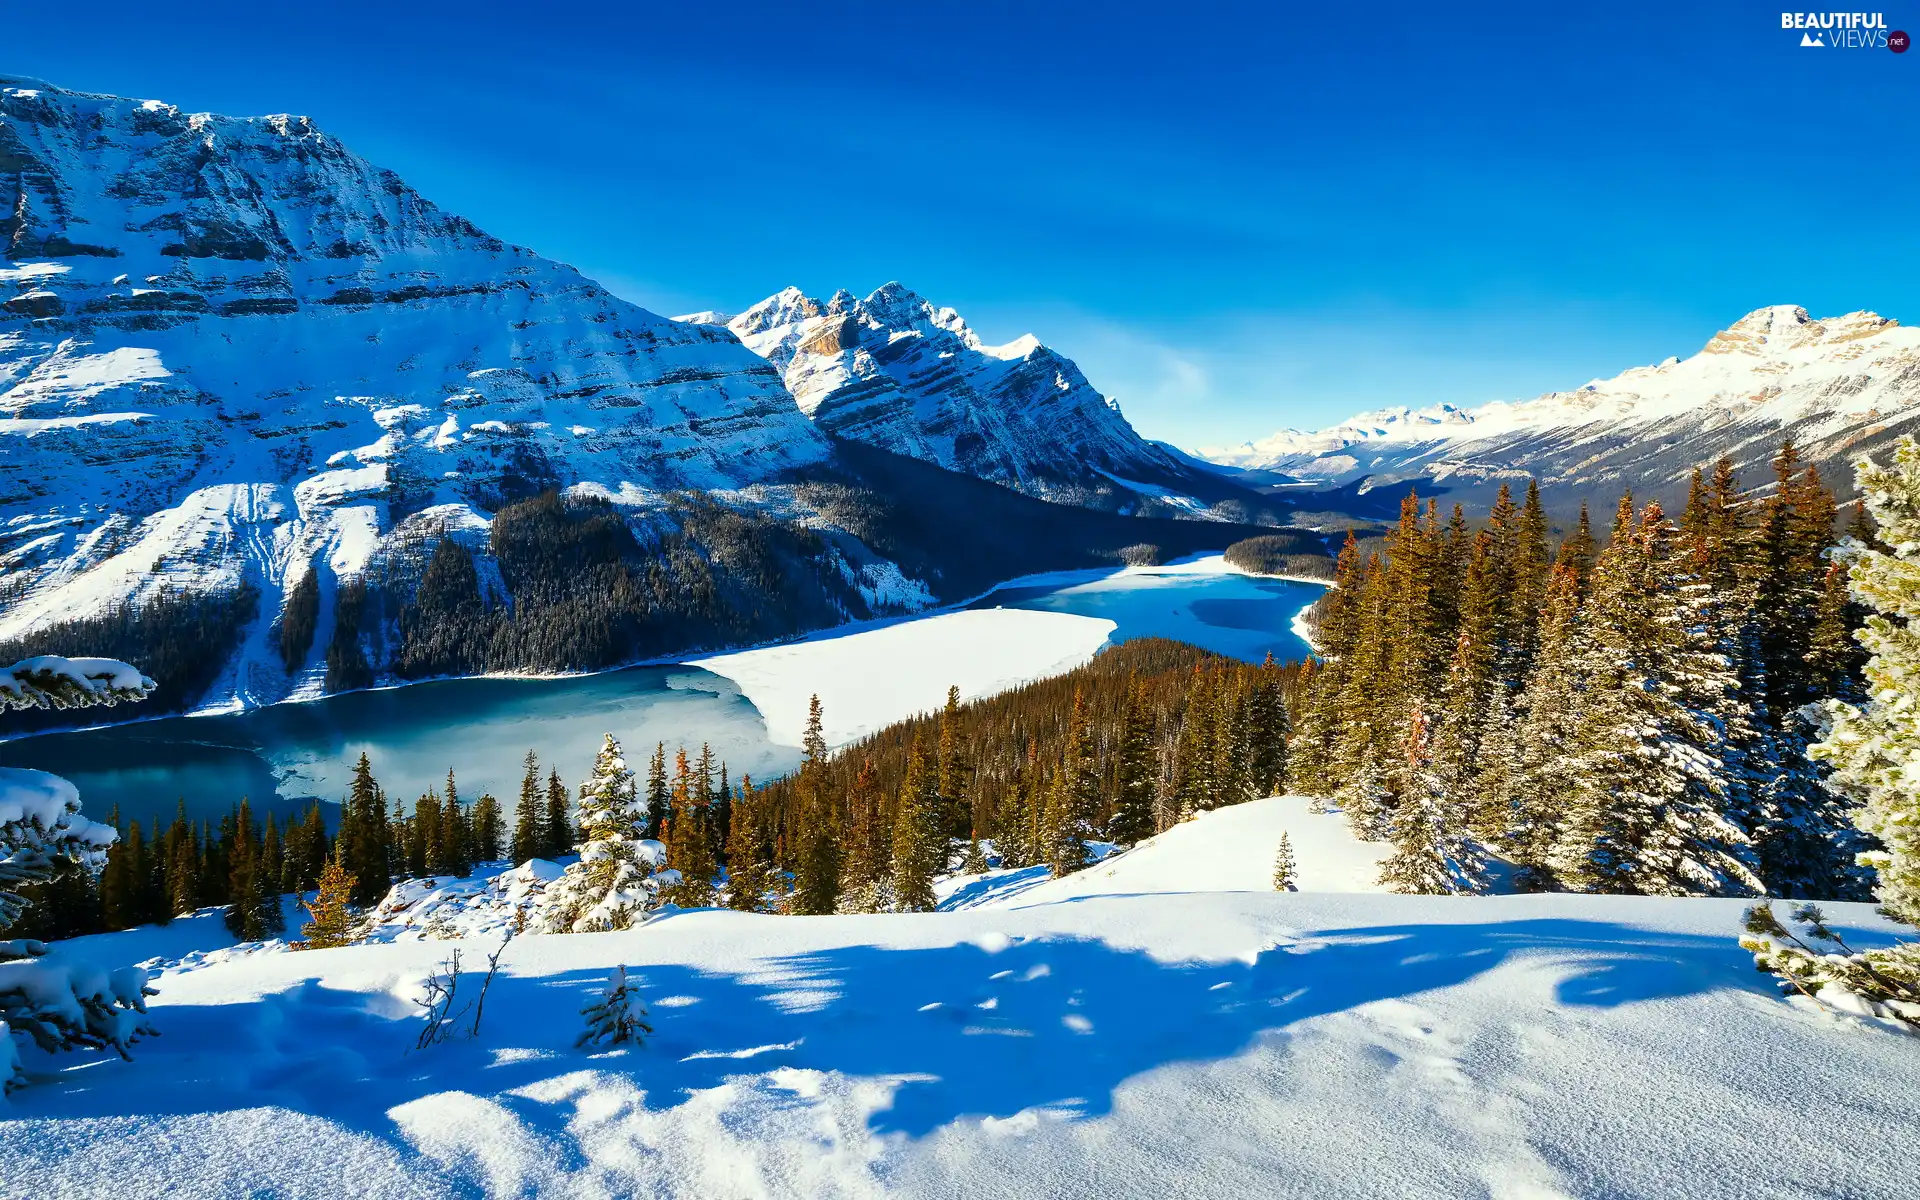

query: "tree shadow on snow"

left=16, top=917, right=1762, bottom=1148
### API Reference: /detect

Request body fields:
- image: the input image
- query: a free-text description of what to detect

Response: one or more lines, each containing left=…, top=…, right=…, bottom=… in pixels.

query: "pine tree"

left=724, top=776, right=774, bottom=912
left=166, top=803, right=200, bottom=917
left=1246, top=655, right=1291, bottom=798
left=891, top=738, right=941, bottom=911
left=577, top=965, right=653, bottom=1048
left=535, top=734, right=663, bottom=933
left=471, top=791, right=504, bottom=863
left=97, top=807, right=137, bottom=931
left=224, top=799, right=280, bottom=939
left=299, top=852, right=358, bottom=949
left=1746, top=436, right=1920, bottom=1028
left=1379, top=702, right=1481, bottom=894
left=512, top=751, right=543, bottom=864
left=644, top=742, right=670, bottom=841
left=544, top=769, right=571, bottom=859
left=1272, top=832, right=1298, bottom=891
left=1549, top=503, right=1762, bottom=896
left=1108, top=676, right=1159, bottom=845
left=338, top=752, right=390, bottom=907
left=1045, top=689, right=1100, bottom=876
left=663, top=747, right=718, bottom=908
left=937, top=685, right=972, bottom=840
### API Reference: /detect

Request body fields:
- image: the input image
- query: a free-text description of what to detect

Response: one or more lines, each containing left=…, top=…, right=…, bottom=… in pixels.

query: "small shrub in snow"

left=297, top=855, right=358, bottom=949
left=1273, top=832, right=1298, bottom=892
left=578, top=965, right=651, bottom=1049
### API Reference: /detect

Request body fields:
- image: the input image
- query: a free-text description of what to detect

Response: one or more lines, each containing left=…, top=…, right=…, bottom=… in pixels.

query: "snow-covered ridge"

left=687, top=283, right=1211, bottom=510
left=1203, top=305, right=1920, bottom=500
left=0, top=75, right=843, bottom=704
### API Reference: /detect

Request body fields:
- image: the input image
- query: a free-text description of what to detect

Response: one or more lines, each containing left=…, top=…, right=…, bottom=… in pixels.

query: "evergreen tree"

left=837, top=758, right=894, bottom=912
left=791, top=697, right=843, bottom=915
left=937, top=685, right=972, bottom=839
left=644, top=742, right=670, bottom=841
left=1272, top=831, right=1298, bottom=892
left=1108, top=676, right=1159, bottom=845
left=663, top=747, right=719, bottom=908
left=891, top=738, right=941, bottom=911
left=300, top=851, right=358, bottom=949
left=1045, top=690, right=1100, bottom=876
left=535, top=734, right=663, bottom=932
left=97, top=807, right=137, bottom=931
left=471, top=791, right=504, bottom=863
left=512, top=751, right=543, bottom=864
left=724, top=776, right=774, bottom=913
left=1379, top=703, right=1481, bottom=894
left=544, top=769, right=571, bottom=859
left=165, top=802, right=199, bottom=917
left=1246, top=655, right=1291, bottom=797
left=223, top=799, right=280, bottom=939
left=339, top=753, right=390, bottom=907
left=1549, top=504, right=1762, bottom=896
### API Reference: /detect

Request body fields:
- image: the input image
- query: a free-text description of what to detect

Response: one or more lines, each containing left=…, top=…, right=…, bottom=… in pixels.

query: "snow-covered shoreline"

left=2, top=553, right=1327, bottom=749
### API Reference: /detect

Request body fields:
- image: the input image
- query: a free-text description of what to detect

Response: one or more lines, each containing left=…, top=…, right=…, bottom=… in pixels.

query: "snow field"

left=693, top=608, right=1116, bottom=750
left=13, top=802, right=1920, bottom=1199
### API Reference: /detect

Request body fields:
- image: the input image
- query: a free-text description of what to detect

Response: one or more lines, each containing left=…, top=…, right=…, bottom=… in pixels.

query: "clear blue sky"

left=8, top=2, right=1914, bottom=447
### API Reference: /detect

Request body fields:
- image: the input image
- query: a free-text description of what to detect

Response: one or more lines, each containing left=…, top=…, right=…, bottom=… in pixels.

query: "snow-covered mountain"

left=686, top=285, right=1225, bottom=515
left=1204, top=306, right=1920, bottom=510
left=0, top=77, right=853, bottom=696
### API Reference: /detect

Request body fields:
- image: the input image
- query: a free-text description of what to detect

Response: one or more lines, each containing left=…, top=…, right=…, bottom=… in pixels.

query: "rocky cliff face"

left=1204, top=305, right=1920, bottom=513
left=0, top=77, right=840, bottom=707
left=695, top=284, right=1225, bottom=515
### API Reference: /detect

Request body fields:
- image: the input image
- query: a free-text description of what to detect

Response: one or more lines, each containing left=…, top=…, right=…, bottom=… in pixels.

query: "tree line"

left=1290, top=440, right=1872, bottom=897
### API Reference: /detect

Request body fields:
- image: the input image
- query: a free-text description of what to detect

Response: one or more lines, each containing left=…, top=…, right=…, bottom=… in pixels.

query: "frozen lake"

left=0, top=557, right=1326, bottom=823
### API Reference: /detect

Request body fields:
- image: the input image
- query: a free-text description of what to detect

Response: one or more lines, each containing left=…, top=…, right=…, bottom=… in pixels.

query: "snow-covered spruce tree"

left=1378, top=702, right=1483, bottom=894
left=1547, top=504, right=1762, bottom=897
left=2, top=655, right=158, bottom=1094
left=578, top=965, right=653, bottom=1049
left=533, top=734, right=666, bottom=933
left=1272, top=832, right=1298, bottom=891
left=1743, top=437, right=1920, bottom=1027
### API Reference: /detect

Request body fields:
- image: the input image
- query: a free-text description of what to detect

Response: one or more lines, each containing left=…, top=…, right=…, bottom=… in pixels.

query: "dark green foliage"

left=1224, top=536, right=1337, bottom=579
left=0, top=585, right=259, bottom=733
left=324, top=577, right=377, bottom=692
left=278, top=568, right=321, bottom=673
left=754, top=639, right=1306, bottom=887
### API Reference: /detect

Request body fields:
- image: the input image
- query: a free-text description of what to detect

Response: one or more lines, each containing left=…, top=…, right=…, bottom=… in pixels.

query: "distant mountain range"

left=679, top=285, right=1235, bottom=517
left=1202, top=305, right=1920, bottom=515
left=0, top=76, right=1302, bottom=720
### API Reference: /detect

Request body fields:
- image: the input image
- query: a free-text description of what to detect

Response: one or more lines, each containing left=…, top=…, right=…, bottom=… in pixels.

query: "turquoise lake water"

left=0, top=565, right=1324, bottom=823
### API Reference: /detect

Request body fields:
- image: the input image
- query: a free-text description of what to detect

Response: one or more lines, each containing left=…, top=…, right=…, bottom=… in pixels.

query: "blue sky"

left=8, top=2, right=1914, bottom=446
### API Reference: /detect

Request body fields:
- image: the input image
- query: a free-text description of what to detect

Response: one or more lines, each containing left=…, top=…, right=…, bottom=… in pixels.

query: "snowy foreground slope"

left=13, top=801, right=1919, bottom=1199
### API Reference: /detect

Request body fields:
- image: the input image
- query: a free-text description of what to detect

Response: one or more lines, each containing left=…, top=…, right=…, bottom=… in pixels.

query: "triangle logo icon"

left=1800, top=31, right=1824, bottom=46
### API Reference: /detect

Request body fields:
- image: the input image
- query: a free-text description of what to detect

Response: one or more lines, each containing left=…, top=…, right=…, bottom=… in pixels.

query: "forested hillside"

left=1291, top=442, right=1872, bottom=899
